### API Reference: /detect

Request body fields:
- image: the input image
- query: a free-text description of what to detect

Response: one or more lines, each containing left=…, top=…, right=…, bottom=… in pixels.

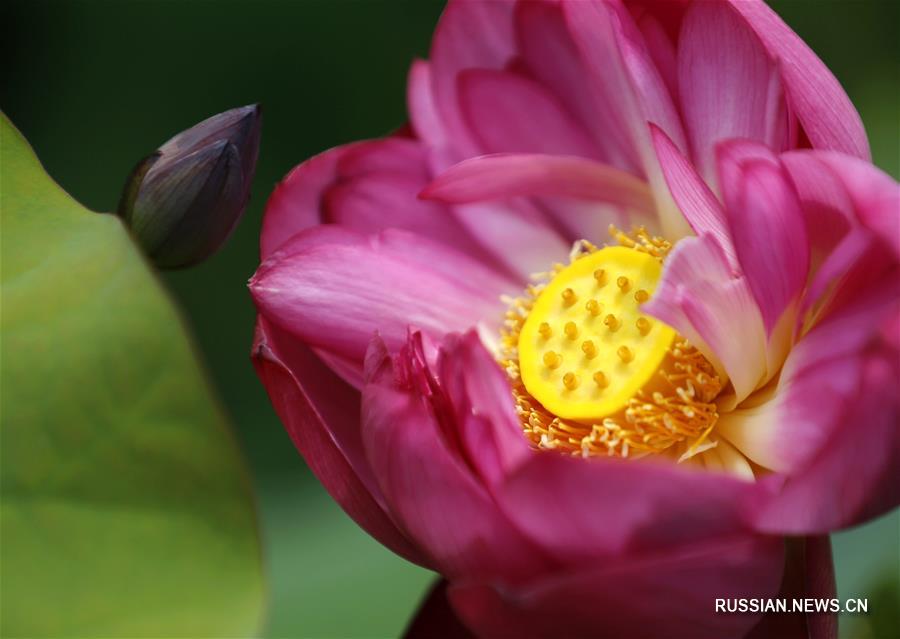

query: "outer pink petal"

left=361, top=336, right=550, bottom=582
left=261, top=137, right=492, bottom=265
left=813, top=152, right=900, bottom=259
left=407, top=60, right=448, bottom=162
left=404, top=580, right=475, bottom=639
left=497, top=452, right=761, bottom=564
left=748, top=295, right=900, bottom=534
left=718, top=140, right=809, bottom=334
left=747, top=537, right=837, bottom=639
left=449, top=534, right=785, bottom=639
left=678, top=1, right=789, bottom=183
left=644, top=234, right=768, bottom=402
left=251, top=318, right=427, bottom=566
left=726, top=0, right=870, bottom=160
left=250, top=226, right=512, bottom=365
left=261, top=142, right=362, bottom=258
left=323, top=171, right=474, bottom=252
left=650, top=125, right=734, bottom=263
left=457, top=69, right=600, bottom=159
left=421, top=153, right=654, bottom=213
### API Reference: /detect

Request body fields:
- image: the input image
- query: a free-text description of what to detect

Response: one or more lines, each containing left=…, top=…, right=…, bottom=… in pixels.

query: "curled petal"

left=645, top=234, right=767, bottom=403
left=361, top=335, right=550, bottom=582
left=436, top=332, right=533, bottom=487
left=251, top=318, right=426, bottom=565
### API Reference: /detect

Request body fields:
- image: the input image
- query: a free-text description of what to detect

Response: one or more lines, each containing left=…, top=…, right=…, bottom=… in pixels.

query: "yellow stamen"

left=593, top=371, right=609, bottom=388
left=581, top=340, right=597, bottom=359
left=604, top=314, right=619, bottom=331
left=634, top=289, right=649, bottom=303
left=636, top=317, right=651, bottom=335
left=617, top=345, right=633, bottom=363
left=617, top=276, right=631, bottom=292
left=563, top=372, right=579, bottom=390
left=564, top=321, right=579, bottom=340
left=538, top=322, right=553, bottom=339
left=585, top=299, right=602, bottom=316
left=593, top=269, right=607, bottom=285
left=561, top=288, right=577, bottom=306
left=543, top=351, right=562, bottom=369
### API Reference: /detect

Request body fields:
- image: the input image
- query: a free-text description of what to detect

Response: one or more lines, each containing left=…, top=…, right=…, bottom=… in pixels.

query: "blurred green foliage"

left=0, top=116, right=262, bottom=636
left=1, top=1, right=897, bottom=638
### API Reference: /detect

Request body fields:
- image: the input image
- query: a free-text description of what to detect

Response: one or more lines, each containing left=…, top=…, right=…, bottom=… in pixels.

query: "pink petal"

left=749, top=293, right=900, bottom=533
left=451, top=199, right=571, bottom=282
left=562, top=0, right=692, bottom=239
left=780, top=151, right=855, bottom=260
left=436, top=332, right=533, bottom=487
left=678, top=1, right=789, bottom=184
left=450, top=534, right=785, bottom=639
left=404, top=580, right=475, bottom=639
left=747, top=537, right=836, bottom=639
left=250, top=227, right=512, bottom=365
left=261, top=137, right=493, bottom=265
left=718, top=140, right=809, bottom=334
left=407, top=60, right=447, bottom=157
left=251, top=318, right=427, bottom=566
left=726, top=0, right=870, bottom=160
left=644, top=234, right=768, bottom=403
left=261, top=142, right=361, bottom=259
left=608, top=0, right=688, bottom=155
left=514, top=0, right=638, bottom=171
left=421, top=153, right=654, bottom=213
left=650, top=125, right=734, bottom=263
left=457, top=69, right=601, bottom=159
left=635, top=10, right=679, bottom=105
left=429, top=0, right=517, bottom=160
left=498, top=453, right=760, bottom=564
left=814, top=152, right=900, bottom=259
left=361, top=335, right=549, bottom=582
left=323, top=170, right=475, bottom=253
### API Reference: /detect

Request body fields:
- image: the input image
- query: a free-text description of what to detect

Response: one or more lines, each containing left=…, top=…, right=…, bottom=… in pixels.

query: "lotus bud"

left=118, top=104, right=261, bottom=268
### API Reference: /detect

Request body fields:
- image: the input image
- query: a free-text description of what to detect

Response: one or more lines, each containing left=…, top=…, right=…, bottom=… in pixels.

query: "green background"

left=2, top=1, right=897, bottom=637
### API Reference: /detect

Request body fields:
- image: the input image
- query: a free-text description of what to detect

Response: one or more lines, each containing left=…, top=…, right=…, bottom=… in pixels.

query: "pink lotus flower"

left=249, top=1, right=899, bottom=636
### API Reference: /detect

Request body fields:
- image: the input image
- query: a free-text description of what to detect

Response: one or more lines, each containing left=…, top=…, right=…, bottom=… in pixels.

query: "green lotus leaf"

left=0, top=114, right=263, bottom=637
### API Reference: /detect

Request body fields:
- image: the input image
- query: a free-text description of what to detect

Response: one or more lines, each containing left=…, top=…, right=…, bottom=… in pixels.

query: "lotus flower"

left=249, top=1, right=899, bottom=636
